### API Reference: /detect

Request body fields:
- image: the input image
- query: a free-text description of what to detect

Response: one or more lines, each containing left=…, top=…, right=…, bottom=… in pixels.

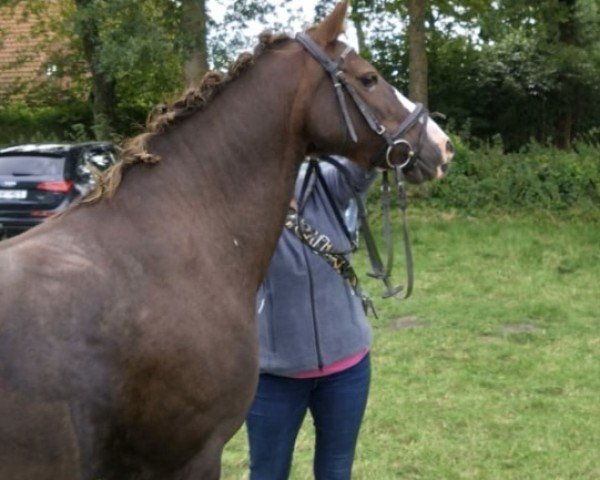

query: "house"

left=0, top=1, right=65, bottom=99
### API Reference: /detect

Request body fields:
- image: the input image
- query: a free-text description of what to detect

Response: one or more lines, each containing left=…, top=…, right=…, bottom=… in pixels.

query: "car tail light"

left=36, top=181, right=73, bottom=193
left=30, top=210, right=55, bottom=218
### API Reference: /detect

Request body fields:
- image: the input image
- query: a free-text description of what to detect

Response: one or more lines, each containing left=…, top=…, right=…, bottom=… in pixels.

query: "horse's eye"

left=359, top=73, right=378, bottom=88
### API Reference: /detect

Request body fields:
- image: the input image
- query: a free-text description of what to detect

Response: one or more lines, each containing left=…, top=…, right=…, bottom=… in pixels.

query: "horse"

left=0, top=2, right=453, bottom=479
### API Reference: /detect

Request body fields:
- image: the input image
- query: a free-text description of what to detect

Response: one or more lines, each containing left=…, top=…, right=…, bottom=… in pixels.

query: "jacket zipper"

left=265, top=279, right=276, bottom=352
left=302, top=246, right=323, bottom=369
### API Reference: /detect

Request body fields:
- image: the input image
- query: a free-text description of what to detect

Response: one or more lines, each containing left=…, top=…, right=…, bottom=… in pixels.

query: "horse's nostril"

left=441, top=163, right=449, bottom=174
left=446, top=140, right=454, bottom=155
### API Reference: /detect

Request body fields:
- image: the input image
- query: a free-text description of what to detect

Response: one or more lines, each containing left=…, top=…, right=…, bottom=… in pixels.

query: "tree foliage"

left=2, top=0, right=187, bottom=137
left=181, top=0, right=209, bottom=86
left=0, top=0, right=598, bottom=149
left=336, top=0, right=600, bottom=150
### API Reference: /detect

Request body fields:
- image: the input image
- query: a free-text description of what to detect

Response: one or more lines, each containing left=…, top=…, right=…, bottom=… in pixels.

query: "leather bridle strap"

left=285, top=208, right=377, bottom=317
left=296, top=32, right=388, bottom=143
left=325, top=157, right=414, bottom=300
left=295, top=32, right=429, bottom=171
left=297, top=158, right=358, bottom=255
left=389, top=166, right=414, bottom=299
left=293, top=157, right=413, bottom=301
left=391, top=102, right=426, bottom=139
left=293, top=30, right=422, bottom=300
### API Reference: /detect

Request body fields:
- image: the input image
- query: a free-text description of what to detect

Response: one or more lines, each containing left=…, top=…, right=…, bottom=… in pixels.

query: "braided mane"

left=85, top=32, right=292, bottom=203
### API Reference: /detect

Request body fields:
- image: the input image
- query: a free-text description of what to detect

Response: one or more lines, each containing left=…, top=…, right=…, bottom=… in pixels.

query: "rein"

left=295, top=32, right=429, bottom=171
left=286, top=157, right=414, bottom=314
left=285, top=32, right=426, bottom=308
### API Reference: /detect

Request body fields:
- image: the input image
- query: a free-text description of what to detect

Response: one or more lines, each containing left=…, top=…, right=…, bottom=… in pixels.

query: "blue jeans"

left=246, top=354, right=370, bottom=480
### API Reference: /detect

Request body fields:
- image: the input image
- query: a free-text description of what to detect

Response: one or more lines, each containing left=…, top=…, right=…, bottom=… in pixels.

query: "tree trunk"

left=407, top=0, right=428, bottom=106
left=556, top=110, right=573, bottom=150
left=349, top=0, right=369, bottom=58
left=89, top=68, right=116, bottom=140
left=181, top=0, right=209, bottom=87
left=555, top=0, right=577, bottom=150
left=75, top=0, right=116, bottom=140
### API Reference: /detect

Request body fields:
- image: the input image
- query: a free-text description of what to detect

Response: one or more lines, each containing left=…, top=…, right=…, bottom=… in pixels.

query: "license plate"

left=0, top=189, right=27, bottom=200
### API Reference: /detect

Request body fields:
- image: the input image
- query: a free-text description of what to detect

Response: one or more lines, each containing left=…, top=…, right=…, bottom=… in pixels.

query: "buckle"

left=386, top=139, right=414, bottom=170
left=335, top=70, right=346, bottom=81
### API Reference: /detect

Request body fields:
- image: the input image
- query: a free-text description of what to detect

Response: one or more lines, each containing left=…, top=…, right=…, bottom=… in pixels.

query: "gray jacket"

left=256, top=157, right=375, bottom=376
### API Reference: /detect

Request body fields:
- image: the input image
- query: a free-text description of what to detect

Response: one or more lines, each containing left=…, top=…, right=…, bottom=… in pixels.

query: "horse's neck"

left=116, top=55, right=305, bottom=282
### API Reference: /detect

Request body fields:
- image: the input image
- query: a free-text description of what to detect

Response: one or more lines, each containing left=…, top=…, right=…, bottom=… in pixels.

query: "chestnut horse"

left=0, top=2, right=453, bottom=479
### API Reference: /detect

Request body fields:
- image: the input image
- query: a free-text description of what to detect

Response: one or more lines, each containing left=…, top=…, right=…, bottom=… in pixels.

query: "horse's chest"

left=104, top=315, right=258, bottom=469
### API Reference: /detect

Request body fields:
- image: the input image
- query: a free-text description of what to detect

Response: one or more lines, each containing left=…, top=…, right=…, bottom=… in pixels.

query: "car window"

left=83, top=150, right=115, bottom=171
left=0, top=155, right=65, bottom=176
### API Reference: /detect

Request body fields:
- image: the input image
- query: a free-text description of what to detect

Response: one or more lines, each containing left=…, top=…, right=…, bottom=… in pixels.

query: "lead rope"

left=285, top=209, right=377, bottom=317
left=393, top=166, right=414, bottom=299
left=325, top=158, right=414, bottom=300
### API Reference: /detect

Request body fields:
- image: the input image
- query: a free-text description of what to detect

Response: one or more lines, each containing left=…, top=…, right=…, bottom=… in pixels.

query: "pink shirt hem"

left=292, top=349, right=369, bottom=379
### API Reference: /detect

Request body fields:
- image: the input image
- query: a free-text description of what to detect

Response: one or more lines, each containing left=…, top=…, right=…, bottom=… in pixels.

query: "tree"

left=207, top=0, right=296, bottom=69
left=2, top=0, right=194, bottom=138
left=471, top=0, right=600, bottom=149
left=71, top=0, right=186, bottom=138
left=406, top=0, right=428, bottom=105
left=181, top=0, right=209, bottom=86
left=349, top=0, right=371, bottom=57
left=3, top=0, right=598, bottom=149
left=553, top=0, right=582, bottom=149
left=73, top=0, right=116, bottom=139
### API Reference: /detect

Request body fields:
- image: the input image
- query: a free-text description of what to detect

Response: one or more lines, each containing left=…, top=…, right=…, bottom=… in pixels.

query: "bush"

left=3, top=106, right=598, bottom=217
left=0, top=103, right=94, bottom=147
left=0, top=102, right=154, bottom=148
left=420, top=139, right=600, bottom=214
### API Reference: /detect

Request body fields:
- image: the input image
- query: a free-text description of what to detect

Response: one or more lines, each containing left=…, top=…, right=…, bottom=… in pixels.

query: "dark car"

left=0, top=142, right=116, bottom=237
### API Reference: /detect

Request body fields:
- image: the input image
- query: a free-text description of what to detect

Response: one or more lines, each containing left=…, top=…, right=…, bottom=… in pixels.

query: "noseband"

left=295, top=32, right=429, bottom=171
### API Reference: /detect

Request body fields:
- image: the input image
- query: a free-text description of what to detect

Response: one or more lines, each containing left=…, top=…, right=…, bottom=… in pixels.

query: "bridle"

left=295, top=32, right=429, bottom=171
left=290, top=156, right=413, bottom=309
left=289, top=33, right=433, bottom=304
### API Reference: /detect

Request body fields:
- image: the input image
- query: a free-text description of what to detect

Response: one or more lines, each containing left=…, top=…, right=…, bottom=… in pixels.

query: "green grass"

left=221, top=208, right=600, bottom=479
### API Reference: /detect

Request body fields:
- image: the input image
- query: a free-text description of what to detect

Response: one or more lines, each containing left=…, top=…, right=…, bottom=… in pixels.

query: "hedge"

left=410, top=137, right=600, bottom=214
left=2, top=107, right=599, bottom=214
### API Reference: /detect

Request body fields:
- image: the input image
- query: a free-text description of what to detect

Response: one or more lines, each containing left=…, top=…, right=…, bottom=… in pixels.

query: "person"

left=247, top=155, right=377, bottom=480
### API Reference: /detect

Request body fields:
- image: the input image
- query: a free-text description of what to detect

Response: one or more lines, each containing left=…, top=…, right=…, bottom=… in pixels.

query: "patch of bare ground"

left=389, top=316, right=427, bottom=330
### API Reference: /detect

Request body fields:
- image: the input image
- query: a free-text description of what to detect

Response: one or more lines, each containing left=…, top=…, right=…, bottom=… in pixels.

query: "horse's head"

left=299, top=1, right=453, bottom=183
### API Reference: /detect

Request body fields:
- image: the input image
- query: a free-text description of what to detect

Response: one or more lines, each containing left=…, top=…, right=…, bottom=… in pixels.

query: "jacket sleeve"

left=318, top=156, right=377, bottom=209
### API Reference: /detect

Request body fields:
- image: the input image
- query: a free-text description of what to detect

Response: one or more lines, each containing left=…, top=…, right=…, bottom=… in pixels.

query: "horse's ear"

left=311, top=0, right=349, bottom=46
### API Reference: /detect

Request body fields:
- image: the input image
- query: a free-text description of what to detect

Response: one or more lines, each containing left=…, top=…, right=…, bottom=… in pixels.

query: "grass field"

left=221, top=208, right=599, bottom=479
